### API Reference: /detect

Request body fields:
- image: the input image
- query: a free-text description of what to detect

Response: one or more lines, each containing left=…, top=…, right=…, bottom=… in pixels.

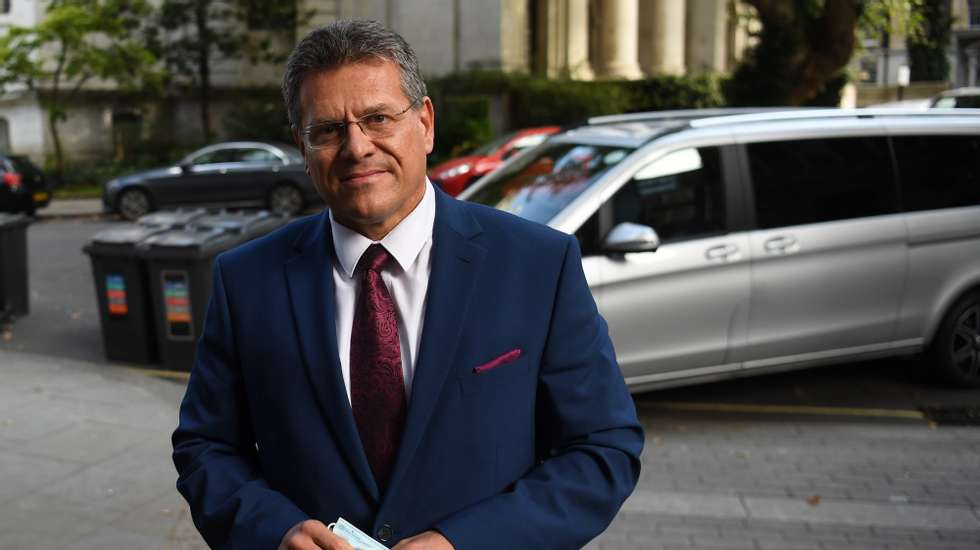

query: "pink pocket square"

left=473, top=348, right=522, bottom=374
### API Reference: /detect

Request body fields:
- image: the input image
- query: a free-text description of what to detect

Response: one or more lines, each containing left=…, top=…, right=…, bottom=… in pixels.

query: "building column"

left=685, top=0, right=728, bottom=73
left=536, top=0, right=593, bottom=80
left=639, top=0, right=686, bottom=75
left=596, top=0, right=644, bottom=79
left=499, top=0, right=531, bottom=72
left=565, top=0, right=594, bottom=79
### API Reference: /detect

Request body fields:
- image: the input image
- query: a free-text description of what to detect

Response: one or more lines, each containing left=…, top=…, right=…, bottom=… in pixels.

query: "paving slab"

left=0, top=349, right=202, bottom=549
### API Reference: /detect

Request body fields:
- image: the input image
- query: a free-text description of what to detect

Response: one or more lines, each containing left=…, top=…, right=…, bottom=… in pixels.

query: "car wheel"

left=117, top=188, right=152, bottom=221
left=267, top=183, right=304, bottom=216
left=929, top=290, right=980, bottom=387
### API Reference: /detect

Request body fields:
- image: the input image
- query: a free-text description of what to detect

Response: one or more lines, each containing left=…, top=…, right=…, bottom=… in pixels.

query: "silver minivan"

left=460, top=109, right=980, bottom=391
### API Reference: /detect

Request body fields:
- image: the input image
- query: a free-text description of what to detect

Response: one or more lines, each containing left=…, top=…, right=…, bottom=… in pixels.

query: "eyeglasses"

left=300, top=98, right=420, bottom=151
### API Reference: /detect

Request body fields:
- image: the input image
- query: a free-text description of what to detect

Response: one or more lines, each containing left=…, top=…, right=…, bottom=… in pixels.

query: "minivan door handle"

left=763, top=235, right=799, bottom=254
left=705, top=243, right=740, bottom=262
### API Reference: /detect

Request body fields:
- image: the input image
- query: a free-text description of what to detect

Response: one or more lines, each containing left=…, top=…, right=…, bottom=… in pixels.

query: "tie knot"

left=358, top=243, right=392, bottom=273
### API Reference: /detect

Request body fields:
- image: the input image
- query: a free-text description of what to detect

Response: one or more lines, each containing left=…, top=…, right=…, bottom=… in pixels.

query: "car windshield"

left=466, top=142, right=634, bottom=225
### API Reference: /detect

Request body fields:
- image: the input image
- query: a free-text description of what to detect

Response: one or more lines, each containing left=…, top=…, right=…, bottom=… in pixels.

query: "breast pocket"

left=458, top=350, right=531, bottom=395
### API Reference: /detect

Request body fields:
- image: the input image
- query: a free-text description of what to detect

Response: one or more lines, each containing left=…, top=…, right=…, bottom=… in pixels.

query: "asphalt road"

left=5, top=213, right=979, bottom=412
left=1, top=215, right=113, bottom=364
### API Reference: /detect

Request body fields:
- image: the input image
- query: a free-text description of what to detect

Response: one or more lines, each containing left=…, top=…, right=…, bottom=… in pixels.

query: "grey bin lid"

left=137, top=208, right=207, bottom=230
left=0, top=213, right=31, bottom=228
left=190, top=210, right=287, bottom=239
left=138, top=227, right=240, bottom=261
left=84, top=224, right=171, bottom=257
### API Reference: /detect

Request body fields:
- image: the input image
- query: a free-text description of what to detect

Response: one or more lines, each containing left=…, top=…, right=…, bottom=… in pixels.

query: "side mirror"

left=179, top=163, right=192, bottom=173
left=603, top=222, right=661, bottom=253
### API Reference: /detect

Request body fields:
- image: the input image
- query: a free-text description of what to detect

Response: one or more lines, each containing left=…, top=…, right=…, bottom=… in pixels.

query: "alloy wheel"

left=269, top=185, right=303, bottom=216
left=950, top=304, right=980, bottom=382
left=118, top=189, right=151, bottom=221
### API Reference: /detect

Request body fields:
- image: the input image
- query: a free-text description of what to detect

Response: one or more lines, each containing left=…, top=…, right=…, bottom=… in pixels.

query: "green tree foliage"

left=145, top=0, right=302, bottom=142
left=726, top=0, right=925, bottom=106
left=907, top=0, right=953, bottom=82
left=0, top=0, right=161, bottom=176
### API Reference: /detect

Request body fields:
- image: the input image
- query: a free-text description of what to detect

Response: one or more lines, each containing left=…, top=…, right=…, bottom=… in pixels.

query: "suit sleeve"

left=172, top=257, right=308, bottom=549
left=434, top=235, right=644, bottom=549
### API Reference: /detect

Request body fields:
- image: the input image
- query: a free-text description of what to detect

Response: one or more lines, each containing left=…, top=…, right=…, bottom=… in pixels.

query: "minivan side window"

left=747, top=137, right=898, bottom=229
left=892, top=135, right=980, bottom=212
left=610, top=146, right=725, bottom=243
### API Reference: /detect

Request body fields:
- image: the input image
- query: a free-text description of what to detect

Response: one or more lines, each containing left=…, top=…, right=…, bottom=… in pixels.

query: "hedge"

left=427, top=70, right=726, bottom=161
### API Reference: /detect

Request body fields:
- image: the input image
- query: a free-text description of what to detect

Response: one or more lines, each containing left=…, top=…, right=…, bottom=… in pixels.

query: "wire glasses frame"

left=300, top=98, right=421, bottom=151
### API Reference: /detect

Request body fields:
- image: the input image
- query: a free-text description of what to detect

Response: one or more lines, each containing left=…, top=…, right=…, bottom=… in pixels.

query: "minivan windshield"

left=465, top=142, right=634, bottom=224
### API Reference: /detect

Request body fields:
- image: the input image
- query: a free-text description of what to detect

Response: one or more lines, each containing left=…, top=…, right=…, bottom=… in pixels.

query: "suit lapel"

left=386, top=191, right=486, bottom=496
left=284, top=211, right=380, bottom=501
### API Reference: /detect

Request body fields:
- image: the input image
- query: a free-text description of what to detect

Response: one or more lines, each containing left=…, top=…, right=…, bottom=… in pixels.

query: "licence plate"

left=33, top=192, right=49, bottom=202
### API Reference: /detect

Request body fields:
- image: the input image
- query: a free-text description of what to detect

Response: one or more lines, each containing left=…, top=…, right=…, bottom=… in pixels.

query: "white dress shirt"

left=330, top=180, right=435, bottom=404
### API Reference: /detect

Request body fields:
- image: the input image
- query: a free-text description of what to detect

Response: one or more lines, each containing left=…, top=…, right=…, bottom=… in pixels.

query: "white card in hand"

left=328, top=517, right=390, bottom=550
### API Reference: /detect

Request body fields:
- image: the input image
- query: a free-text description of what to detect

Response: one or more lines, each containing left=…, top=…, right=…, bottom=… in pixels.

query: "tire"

left=929, top=291, right=980, bottom=388
left=116, top=187, right=153, bottom=221
left=267, top=183, right=304, bottom=217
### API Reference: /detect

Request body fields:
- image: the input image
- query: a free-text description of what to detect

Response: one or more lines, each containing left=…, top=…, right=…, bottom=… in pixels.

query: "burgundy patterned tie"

left=350, top=244, right=406, bottom=491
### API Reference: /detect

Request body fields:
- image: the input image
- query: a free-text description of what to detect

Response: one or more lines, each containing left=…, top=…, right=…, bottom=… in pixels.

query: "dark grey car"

left=102, top=141, right=321, bottom=220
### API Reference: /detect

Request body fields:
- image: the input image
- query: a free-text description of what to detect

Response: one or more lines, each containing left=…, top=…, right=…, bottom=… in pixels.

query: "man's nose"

left=338, top=122, right=376, bottom=160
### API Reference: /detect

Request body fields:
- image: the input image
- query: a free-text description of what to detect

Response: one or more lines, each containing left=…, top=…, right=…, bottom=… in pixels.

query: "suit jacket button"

left=377, top=524, right=393, bottom=542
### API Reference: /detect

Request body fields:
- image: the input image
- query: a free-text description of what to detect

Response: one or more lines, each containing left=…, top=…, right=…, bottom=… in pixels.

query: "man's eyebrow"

left=307, top=103, right=393, bottom=127
left=357, top=103, right=392, bottom=116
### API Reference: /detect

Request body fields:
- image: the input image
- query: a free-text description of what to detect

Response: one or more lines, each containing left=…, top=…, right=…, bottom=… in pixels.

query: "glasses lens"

left=360, top=115, right=392, bottom=138
left=306, top=124, right=341, bottom=149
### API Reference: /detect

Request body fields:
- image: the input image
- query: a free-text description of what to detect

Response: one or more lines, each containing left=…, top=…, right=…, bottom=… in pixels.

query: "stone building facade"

left=0, top=0, right=745, bottom=162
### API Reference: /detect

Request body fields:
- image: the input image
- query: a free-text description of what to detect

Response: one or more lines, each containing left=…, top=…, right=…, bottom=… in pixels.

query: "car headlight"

left=105, top=179, right=122, bottom=191
left=444, top=163, right=472, bottom=178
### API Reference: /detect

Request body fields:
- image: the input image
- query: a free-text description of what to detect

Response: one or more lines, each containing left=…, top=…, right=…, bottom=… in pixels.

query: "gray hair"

left=282, top=19, right=427, bottom=129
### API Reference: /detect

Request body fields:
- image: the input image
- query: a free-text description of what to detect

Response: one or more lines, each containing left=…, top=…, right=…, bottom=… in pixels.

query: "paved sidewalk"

left=2, top=347, right=979, bottom=549
left=589, top=409, right=980, bottom=550
left=36, top=198, right=104, bottom=219
left=0, top=350, right=205, bottom=550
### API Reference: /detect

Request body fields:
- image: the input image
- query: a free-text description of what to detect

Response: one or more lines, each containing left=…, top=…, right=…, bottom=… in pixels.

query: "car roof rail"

left=587, top=107, right=813, bottom=126
left=687, top=107, right=980, bottom=129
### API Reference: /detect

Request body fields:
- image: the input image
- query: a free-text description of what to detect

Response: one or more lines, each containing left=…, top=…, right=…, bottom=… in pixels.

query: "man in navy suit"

left=172, top=20, right=643, bottom=550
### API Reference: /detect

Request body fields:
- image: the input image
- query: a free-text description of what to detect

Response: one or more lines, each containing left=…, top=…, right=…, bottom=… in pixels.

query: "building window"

left=970, top=0, right=980, bottom=26
left=1, top=0, right=10, bottom=14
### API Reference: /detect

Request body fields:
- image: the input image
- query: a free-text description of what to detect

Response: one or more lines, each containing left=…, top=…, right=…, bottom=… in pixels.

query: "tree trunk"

left=786, top=0, right=861, bottom=105
left=732, top=0, right=861, bottom=106
left=47, top=108, right=65, bottom=180
left=196, top=0, right=212, bottom=142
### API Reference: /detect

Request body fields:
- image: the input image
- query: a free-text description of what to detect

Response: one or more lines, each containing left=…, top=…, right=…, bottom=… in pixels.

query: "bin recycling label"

left=162, top=271, right=194, bottom=340
left=106, top=274, right=129, bottom=316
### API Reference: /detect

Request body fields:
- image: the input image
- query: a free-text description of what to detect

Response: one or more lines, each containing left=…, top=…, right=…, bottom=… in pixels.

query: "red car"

left=430, top=126, right=560, bottom=196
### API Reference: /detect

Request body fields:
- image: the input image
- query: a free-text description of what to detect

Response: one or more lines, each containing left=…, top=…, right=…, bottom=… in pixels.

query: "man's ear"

left=420, top=96, right=435, bottom=155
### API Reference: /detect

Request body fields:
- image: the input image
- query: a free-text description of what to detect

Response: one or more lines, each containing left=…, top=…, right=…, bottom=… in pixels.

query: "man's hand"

left=278, top=519, right=354, bottom=550
left=392, top=530, right=455, bottom=550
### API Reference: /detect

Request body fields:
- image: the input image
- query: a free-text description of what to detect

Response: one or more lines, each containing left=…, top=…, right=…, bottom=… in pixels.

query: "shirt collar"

left=330, top=179, right=435, bottom=278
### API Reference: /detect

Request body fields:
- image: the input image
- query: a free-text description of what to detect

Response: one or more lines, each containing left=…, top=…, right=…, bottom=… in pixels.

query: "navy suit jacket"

left=172, top=189, right=643, bottom=549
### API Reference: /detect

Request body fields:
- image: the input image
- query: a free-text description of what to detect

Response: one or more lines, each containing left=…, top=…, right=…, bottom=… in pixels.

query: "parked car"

left=102, top=141, right=320, bottom=220
left=0, top=154, right=55, bottom=215
left=429, top=126, right=560, bottom=196
left=930, top=87, right=980, bottom=108
left=461, top=109, right=980, bottom=390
